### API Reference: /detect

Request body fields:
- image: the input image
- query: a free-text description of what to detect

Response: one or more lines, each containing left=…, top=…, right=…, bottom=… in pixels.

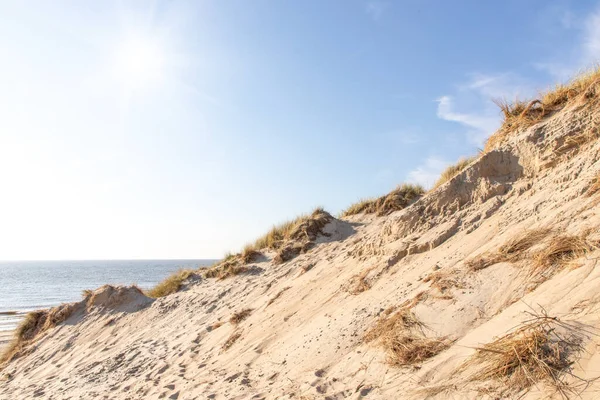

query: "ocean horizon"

left=0, top=259, right=216, bottom=332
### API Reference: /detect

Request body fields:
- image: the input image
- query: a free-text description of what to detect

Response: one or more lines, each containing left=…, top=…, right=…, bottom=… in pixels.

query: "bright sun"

left=113, top=37, right=165, bottom=90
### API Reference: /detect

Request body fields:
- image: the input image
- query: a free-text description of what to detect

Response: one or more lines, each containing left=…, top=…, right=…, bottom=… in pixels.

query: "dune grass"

left=432, top=156, right=478, bottom=189
left=250, top=207, right=330, bottom=251
left=229, top=308, right=253, bottom=325
left=466, top=228, right=551, bottom=271
left=531, top=234, right=598, bottom=276
left=364, top=304, right=450, bottom=366
left=586, top=172, right=600, bottom=197
left=146, top=269, right=195, bottom=298
left=342, top=183, right=425, bottom=217
left=486, top=66, right=600, bottom=151
left=462, top=311, right=585, bottom=396
left=222, top=330, right=242, bottom=351
left=1, top=304, right=76, bottom=366
left=348, top=266, right=376, bottom=295
left=204, top=208, right=333, bottom=276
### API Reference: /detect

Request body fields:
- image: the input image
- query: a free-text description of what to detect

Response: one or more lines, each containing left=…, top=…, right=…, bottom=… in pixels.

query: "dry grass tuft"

left=586, top=173, right=600, bottom=197
left=341, top=184, right=425, bottom=217
left=462, top=310, right=585, bottom=396
left=532, top=234, right=598, bottom=276
left=146, top=269, right=196, bottom=298
left=267, top=287, right=291, bottom=307
left=222, top=330, right=242, bottom=351
left=433, top=156, right=478, bottom=189
left=203, top=257, right=249, bottom=280
left=251, top=208, right=332, bottom=251
left=1, top=303, right=76, bottom=365
left=205, top=208, right=332, bottom=277
left=364, top=307, right=422, bottom=342
left=423, top=270, right=464, bottom=293
left=364, top=305, right=450, bottom=366
left=348, top=266, right=377, bottom=295
left=466, top=228, right=551, bottom=271
left=229, top=308, right=253, bottom=325
left=209, top=321, right=224, bottom=331
left=206, top=208, right=332, bottom=274
left=486, top=66, right=600, bottom=151
left=273, top=243, right=306, bottom=265
left=341, top=198, right=378, bottom=217
left=241, top=247, right=262, bottom=264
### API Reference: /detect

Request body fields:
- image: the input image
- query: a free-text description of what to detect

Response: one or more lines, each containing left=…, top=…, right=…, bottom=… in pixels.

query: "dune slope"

left=3, top=100, right=600, bottom=399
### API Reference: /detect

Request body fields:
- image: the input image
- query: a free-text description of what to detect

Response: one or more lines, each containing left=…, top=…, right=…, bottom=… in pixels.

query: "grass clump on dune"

left=432, top=156, right=478, bottom=189
left=342, top=183, right=425, bottom=217
left=250, top=207, right=331, bottom=251
left=486, top=66, right=600, bottom=151
left=146, top=269, right=196, bottom=298
left=364, top=305, right=450, bottom=366
left=204, top=208, right=333, bottom=277
left=462, top=311, right=585, bottom=396
left=1, top=304, right=76, bottom=366
left=532, top=234, right=598, bottom=276
left=222, top=330, right=242, bottom=351
left=466, top=228, right=551, bottom=271
left=229, top=308, right=253, bottom=325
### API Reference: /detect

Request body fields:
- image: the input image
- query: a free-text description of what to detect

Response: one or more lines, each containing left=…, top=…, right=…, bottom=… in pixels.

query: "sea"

left=0, top=259, right=216, bottom=333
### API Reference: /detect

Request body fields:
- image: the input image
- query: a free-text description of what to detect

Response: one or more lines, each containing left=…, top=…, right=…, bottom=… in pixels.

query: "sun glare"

left=113, top=37, right=165, bottom=89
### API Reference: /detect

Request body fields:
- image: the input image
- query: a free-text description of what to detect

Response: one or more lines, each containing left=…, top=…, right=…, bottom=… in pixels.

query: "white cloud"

left=436, top=72, right=536, bottom=146
left=366, top=1, right=387, bottom=21
left=436, top=95, right=499, bottom=138
left=406, top=156, right=448, bottom=188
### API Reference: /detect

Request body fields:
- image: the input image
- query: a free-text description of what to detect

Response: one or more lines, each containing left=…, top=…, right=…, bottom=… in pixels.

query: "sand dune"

left=3, top=94, right=600, bottom=398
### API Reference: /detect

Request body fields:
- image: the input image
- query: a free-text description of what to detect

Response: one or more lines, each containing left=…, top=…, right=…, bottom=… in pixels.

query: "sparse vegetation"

left=241, top=247, right=262, bottom=264
left=267, top=287, right=291, bottom=307
left=348, top=266, right=376, bottom=295
left=466, top=228, right=551, bottom=271
left=251, top=208, right=331, bottom=251
left=222, top=330, right=242, bottom=351
left=203, top=258, right=249, bottom=280
left=433, top=156, right=478, bottom=189
left=364, top=304, right=450, bottom=366
left=229, top=308, right=253, bottom=325
left=486, top=66, right=600, bottom=151
left=209, top=321, right=224, bottom=331
left=423, top=270, right=465, bottom=294
left=532, top=234, right=598, bottom=276
left=204, top=208, right=332, bottom=276
left=586, top=173, right=600, bottom=197
left=342, top=183, right=425, bottom=217
left=462, top=310, right=585, bottom=396
left=146, top=269, right=196, bottom=298
left=1, top=304, right=76, bottom=366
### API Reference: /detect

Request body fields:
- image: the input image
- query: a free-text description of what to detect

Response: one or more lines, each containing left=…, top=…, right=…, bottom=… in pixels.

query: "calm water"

left=0, top=259, right=215, bottom=332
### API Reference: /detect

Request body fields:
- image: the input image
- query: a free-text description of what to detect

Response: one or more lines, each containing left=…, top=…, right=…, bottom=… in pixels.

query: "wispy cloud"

left=436, top=95, right=499, bottom=146
left=406, top=156, right=448, bottom=188
left=436, top=73, right=534, bottom=146
left=365, top=1, right=387, bottom=21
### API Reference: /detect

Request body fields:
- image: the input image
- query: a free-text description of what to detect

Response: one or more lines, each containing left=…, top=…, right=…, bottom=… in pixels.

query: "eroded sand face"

left=2, top=104, right=600, bottom=399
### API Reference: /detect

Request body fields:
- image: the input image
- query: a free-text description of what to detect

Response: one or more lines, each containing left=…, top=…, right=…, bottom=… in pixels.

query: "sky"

left=0, top=0, right=599, bottom=260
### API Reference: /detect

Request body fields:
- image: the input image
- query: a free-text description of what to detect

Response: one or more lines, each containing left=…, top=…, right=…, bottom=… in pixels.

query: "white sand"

left=3, top=104, right=600, bottom=399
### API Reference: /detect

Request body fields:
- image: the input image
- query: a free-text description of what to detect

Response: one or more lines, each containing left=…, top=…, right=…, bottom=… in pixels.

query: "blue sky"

left=0, top=0, right=598, bottom=259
